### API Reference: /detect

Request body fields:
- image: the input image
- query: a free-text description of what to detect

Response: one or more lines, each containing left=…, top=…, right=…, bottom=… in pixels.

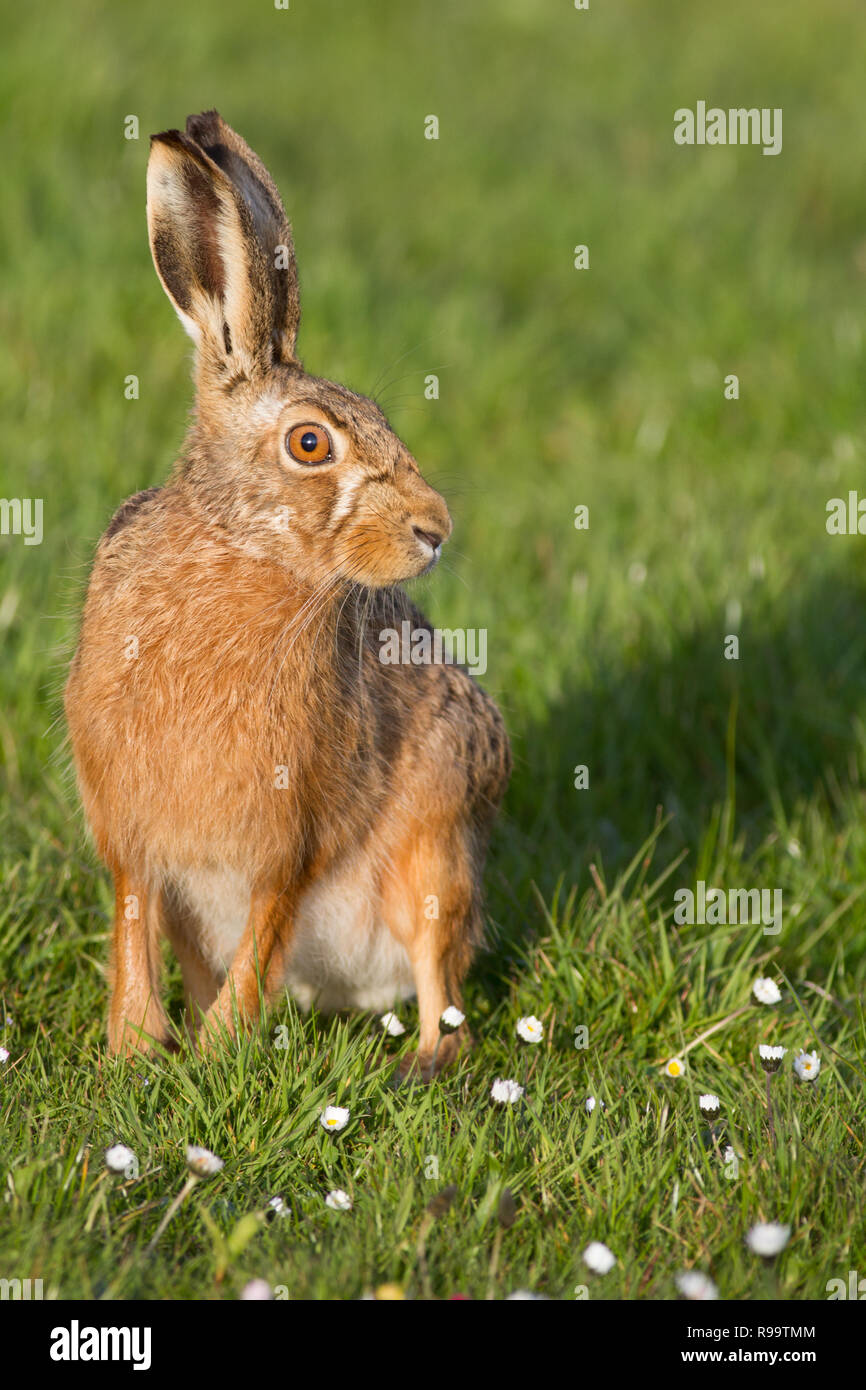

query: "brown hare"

left=64, top=110, right=510, bottom=1077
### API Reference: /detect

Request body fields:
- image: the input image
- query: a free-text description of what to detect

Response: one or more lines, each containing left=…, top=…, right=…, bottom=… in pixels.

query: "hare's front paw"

left=107, top=1008, right=176, bottom=1059
left=396, top=1028, right=470, bottom=1083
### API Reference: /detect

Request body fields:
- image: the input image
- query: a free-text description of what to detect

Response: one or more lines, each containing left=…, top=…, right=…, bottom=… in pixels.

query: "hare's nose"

left=413, top=526, right=444, bottom=551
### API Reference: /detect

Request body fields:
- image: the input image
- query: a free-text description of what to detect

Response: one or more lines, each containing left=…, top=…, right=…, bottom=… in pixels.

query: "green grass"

left=2, top=0, right=866, bottom=1300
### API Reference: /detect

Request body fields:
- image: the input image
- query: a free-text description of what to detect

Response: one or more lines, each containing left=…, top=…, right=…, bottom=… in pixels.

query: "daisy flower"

left=699, top=1094, right=720, bottom=1113
left=753, top=977, right=782, bottom=1006
left=379, top=1012, right=406, bottom=1037
left=793, top=1050, right=820, bottom=1082
left=491, top=1078, right=524, bottom=1105
left=585, top=1096, right=606, bottom=1115
left=665, top=1057, right=685, bottom=1079
left=747, top=1222, right=790, bottom=1257
left=0, top=1047, right=9, bottom=1064
left=105, top=1144, right=137, bottom=1175
left=268, top=1196, right=289, bottom=1219
left=240, top=1279, right=272, bottom=1300
left=324, top=1188, right=352, bottom=1211
left=675, top=1270, right=718, bottom=1301
left=185, top=1145, right=224, bottom=1178
left=583, top=1241, right=616, bottom=1275
left=439, top=1006, right=465, bottom=1034
left=759, top=1044, right=787, bottom=1073
left=516, top=1015, right=544, bottom=1044
left=320, top=1106, right=350, bottom=1133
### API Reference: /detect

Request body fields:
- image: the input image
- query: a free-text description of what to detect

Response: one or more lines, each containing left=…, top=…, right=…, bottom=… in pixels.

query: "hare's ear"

left=184, top=110, right=300, bottom=364
left=146, top=116, right=299, bottom=377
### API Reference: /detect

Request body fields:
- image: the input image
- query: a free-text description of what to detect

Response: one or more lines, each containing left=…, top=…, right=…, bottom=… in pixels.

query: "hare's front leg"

left=107, top=871, right=172, bottom=1055
left=383, top=831, right=477, bottom=1080
left=198, top=885, right=293, bottom=1047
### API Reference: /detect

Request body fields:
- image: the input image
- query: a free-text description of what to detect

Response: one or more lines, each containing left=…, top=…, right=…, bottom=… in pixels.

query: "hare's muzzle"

left=413, top=525, right=445, bottom=571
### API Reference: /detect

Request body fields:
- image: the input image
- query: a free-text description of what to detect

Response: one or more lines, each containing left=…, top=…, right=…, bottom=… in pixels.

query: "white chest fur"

left=175, top=859, right=415, bottom=1013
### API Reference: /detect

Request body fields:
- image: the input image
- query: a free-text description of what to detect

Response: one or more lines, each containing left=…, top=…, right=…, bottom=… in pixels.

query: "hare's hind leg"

left=107, top=870, right=172, bottom=1055
left=382, top=828, right=478, bottom=1080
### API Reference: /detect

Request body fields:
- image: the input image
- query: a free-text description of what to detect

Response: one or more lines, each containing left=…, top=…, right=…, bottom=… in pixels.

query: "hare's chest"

left=176, top=857, right=414, bottom=1013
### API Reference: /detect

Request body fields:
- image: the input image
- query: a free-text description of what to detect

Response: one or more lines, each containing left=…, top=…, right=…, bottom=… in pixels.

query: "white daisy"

left=585, top=1096, right=606, bottom=1115
left=320, top=1105, right=350, bottom=1132
left=105, top=1144, right=136, bottom=1174
left=268, top=1196, right=289, bottom=1219
left=379, top=1012, right=406, bottom=1037
left=746, top=1222, right=790, bottom=1257
left=240, top=1279, right=272, bottom=1300
left=185, top=1145, right=224, bottom=1178
left=753, top=977, right=782, bottom=1006
left=665, top=1057, right=685, bottom=1078
left=699, top=1094, right=720, bottom=1113
left=0, top=1047, right=9, bottom=1064
left=676, top=1270, right=718, bottom=1301
left=516, top=1015, right=544, bottom=1044
left=324, top=1188, right=352, bottom=1211
left=793, top=1050, right=820, bottom=1082
left=440, top=1006, right=465, bottom=1033
left=491, top=1078, right=524, bottom=1105
left=758, top=1044, right=787, bottom=1073
left=583, top=1241, right=616, bottom=1275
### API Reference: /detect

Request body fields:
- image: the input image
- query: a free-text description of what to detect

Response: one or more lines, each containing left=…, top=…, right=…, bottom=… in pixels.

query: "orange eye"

left=286, top=424, right=332, bottom=464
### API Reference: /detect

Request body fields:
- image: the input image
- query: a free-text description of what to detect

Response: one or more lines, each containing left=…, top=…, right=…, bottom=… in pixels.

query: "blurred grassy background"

left=1, top=0, right=866, bottom=1301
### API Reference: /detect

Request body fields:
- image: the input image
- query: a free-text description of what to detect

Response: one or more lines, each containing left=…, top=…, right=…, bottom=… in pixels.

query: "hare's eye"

left=286, top=424, right=332, bottom=464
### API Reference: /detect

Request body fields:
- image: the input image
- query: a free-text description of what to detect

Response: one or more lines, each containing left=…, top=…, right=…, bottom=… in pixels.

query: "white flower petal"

left=491, top=1078, right=524, bottom=1105
left=185, top=1145, right=224, bottom=1178
left=583, top=1241, right=616, bottom=1275
left=746, top=1222, right=790, bottom=1257
left=240, top=1279, right=272, bottom=1300
left=320, top=1106, right=350, bottom=1132
left=379, top=1012, right=406, bottom=1037
left=676, top=1270, right=718, bottom=1301
left=325, top=1188, right=352, bottom=1211
left=752, top=977, right=782, bottom=1006
left=516, top=1015, right=544, bottom=1044
left=793, top=1050, right=820, bottom=1082
left=105, top=1144, right=136, bottom=1174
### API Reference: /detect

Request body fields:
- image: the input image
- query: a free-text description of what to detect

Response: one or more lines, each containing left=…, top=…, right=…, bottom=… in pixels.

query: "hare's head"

left=146, top=110, right=451, bottom=588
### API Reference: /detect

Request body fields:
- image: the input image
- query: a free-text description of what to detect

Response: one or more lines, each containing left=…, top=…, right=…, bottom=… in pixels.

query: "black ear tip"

left=185, top=109, right=223, bottom=143
left=149, top=127, right=185, bottom=148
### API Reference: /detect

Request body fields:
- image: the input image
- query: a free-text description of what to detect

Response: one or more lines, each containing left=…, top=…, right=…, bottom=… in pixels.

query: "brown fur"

left=64, top=111, right=510, bottom=1075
